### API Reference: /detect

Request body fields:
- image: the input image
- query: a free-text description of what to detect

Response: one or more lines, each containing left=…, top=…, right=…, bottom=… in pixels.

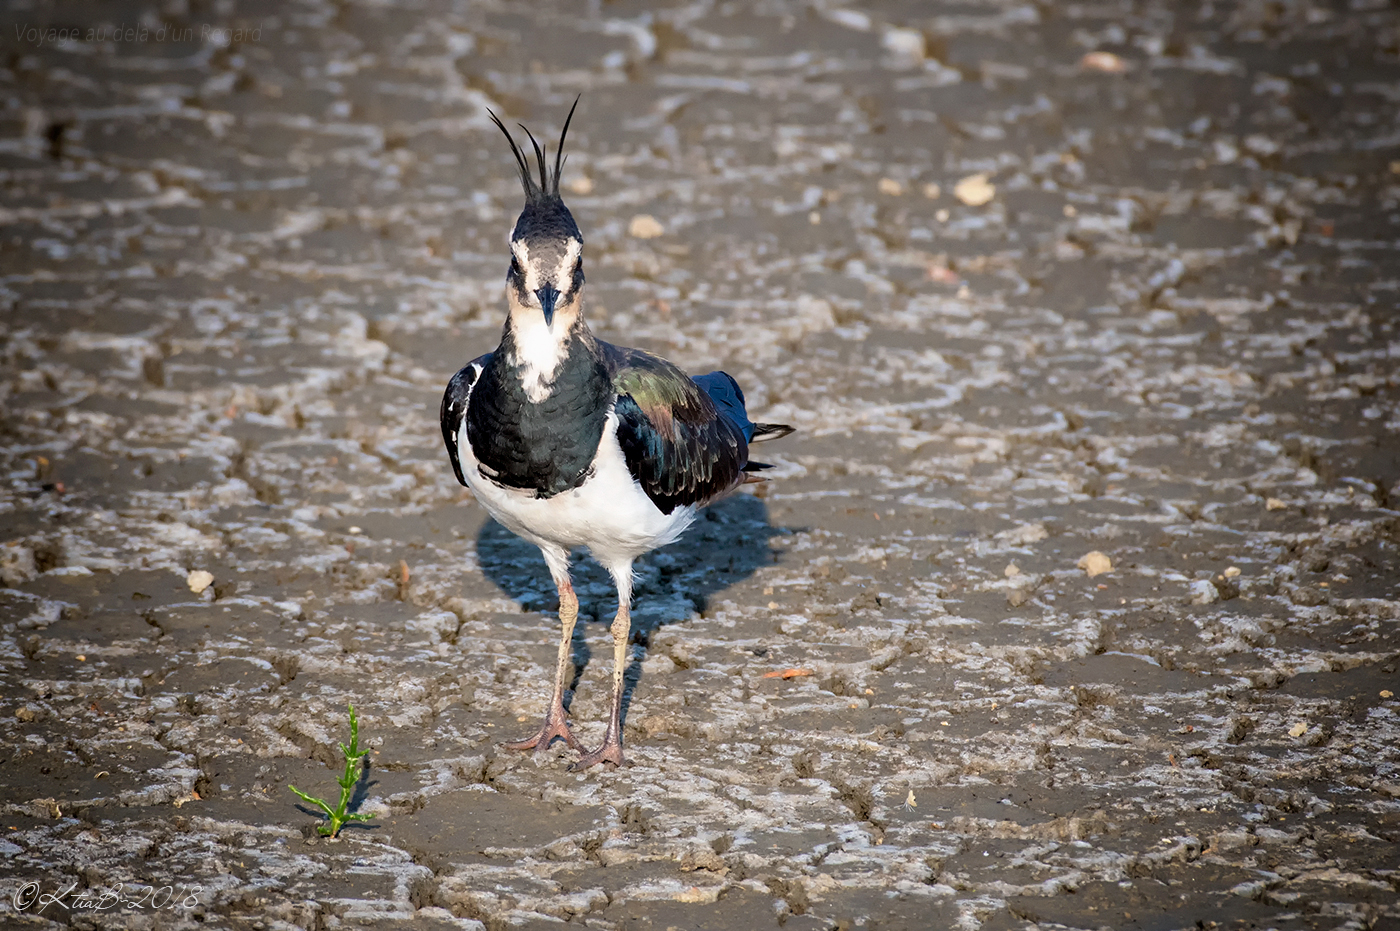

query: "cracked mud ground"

left=2, top=1, right=1399, bottom=929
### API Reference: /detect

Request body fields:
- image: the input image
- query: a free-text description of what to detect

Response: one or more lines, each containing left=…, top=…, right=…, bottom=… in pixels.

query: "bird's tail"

left=751, top=422, right=794, bottom=442
left=739, top=425, right=790, bottom=482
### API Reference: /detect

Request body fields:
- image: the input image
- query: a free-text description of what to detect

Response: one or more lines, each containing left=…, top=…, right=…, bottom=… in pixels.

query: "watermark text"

left=14, top=23, right=262, bottom=47
left=11, top=880, right=203, bottom=914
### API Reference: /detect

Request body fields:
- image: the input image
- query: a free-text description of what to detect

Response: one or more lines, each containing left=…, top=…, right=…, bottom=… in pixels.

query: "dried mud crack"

left=2, top=1, right=1400, bottom=929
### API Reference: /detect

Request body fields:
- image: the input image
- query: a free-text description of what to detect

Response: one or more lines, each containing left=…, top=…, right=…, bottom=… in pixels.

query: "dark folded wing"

left=604, top=345, right=750, bottom=515
left=689, top=370, right=794, bottom=446
left=440, top=353, right=492, bottom=487
left=690, top=371, right=755, bottom=441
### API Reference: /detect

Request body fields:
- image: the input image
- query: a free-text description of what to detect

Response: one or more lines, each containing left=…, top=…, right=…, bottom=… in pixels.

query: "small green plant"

left=288, top=702, right=374, bottom=837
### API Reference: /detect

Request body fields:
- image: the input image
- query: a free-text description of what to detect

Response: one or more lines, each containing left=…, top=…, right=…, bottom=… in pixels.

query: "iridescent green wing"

left=604, top=345, right=749, bottom=515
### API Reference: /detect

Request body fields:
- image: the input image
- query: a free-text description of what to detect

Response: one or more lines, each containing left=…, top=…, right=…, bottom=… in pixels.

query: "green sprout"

left=288, top=702, right=374, bottom=837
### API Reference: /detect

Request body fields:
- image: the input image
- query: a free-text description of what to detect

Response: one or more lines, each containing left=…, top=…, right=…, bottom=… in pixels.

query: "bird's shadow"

left=475, top=493, right=790, bottom=724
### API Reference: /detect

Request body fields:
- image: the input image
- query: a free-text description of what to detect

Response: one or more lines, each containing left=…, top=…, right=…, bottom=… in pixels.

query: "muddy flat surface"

left=2, top=1, right=1400, bottom=929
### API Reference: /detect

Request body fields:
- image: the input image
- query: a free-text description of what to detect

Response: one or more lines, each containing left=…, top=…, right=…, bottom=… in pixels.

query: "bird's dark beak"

left=536, top=286, right=559, bottom=328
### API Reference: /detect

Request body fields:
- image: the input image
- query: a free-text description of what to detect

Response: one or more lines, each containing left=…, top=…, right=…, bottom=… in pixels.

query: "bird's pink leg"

left=506, top=576, right=583, bottom=753
left=571, top=599, right=630, bottom=770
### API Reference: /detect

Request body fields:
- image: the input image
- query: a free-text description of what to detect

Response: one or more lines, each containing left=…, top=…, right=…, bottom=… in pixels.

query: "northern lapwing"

left=440, top=100, right=792, bottom=770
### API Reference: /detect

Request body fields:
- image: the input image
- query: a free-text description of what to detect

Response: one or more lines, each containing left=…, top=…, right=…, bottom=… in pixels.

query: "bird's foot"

left=570, top=735, right=624, bottom=771
left=504, top=708, right=582, bottom=753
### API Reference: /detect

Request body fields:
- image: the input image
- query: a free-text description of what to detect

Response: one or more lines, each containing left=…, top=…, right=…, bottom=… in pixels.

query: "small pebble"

left=1079, top=51, right=1127, bottom=73
left=1077, top=551, right=1112, bottom=577
left=882, top=27, right=925, bottom=60
left=628, top=214, right=665, bottom=239
left=954, top=173, right=995, bottom=206
left=1188, top=580, right=1218, bottom=605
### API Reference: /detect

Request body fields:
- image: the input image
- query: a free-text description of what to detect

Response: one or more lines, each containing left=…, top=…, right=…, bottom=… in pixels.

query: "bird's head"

left=490, top=99, right=583, bottom=331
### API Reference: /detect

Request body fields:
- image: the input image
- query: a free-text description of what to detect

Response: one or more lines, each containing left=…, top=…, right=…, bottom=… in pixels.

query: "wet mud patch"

left=401, top=790, right=607, bottom=870
left=0, top=742, right=182, bottom=811
left=1277, top=658, right=1400, bottom=717
left=1042, top=652, right=1221, bottom=696
left=1006, top=871, right=1288, bottom=931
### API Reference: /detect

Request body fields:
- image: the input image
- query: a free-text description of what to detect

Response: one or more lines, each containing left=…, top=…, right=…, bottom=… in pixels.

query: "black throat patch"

left=466, top=328, right=612, bottom=498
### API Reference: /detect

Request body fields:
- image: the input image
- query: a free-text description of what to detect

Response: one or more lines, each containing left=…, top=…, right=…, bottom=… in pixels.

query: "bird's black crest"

left=489, top=97, right=581, bottom=225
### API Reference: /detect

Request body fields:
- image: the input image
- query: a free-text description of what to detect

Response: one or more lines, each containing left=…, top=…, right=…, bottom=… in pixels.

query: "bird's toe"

left=505, top=712, right=583, bottom=753
left=569, top=739, right=625, bottom=771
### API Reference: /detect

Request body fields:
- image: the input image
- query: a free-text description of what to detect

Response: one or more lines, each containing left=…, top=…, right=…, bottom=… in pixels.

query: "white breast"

left=458, top=409, right=696, bottom=570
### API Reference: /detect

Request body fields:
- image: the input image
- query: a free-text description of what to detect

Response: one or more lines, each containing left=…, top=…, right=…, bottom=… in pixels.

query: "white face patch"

left=511, top=236, right=581, bottom=301
left=511, top=239, right=536, bottom=292
left=553, top=238, right=582, bottom=296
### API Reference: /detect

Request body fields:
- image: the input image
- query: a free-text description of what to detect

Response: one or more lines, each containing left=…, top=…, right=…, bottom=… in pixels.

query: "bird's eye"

left=509, top=256, right=521, bottom=276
